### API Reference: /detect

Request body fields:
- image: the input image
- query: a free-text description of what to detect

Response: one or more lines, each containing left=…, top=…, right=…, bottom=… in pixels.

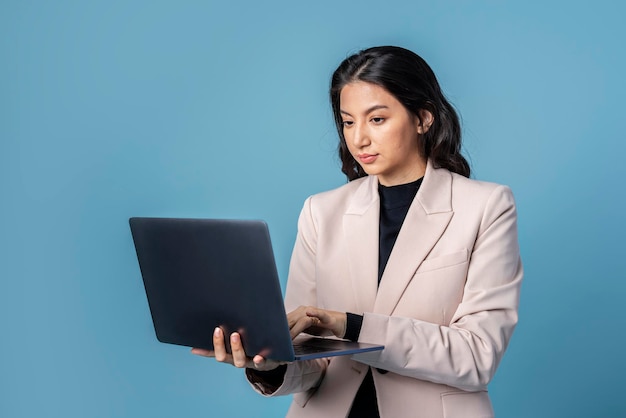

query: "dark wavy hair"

left=330, top=46, right=470, bottom=181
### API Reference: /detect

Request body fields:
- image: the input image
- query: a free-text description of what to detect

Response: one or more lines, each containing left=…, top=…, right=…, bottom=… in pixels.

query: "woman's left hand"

left=287, top=306, right=347, bottom=339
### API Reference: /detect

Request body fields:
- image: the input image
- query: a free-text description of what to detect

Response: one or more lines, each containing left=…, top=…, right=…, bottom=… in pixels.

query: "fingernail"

left=214, top=327, right=221, bottom=337
left=231, top=333, right=240, bottom=343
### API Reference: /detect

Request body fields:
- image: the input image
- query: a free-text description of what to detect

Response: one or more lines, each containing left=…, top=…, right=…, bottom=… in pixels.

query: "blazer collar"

left=343, top=175, right=380, bottom=314
left=343, top=160, right=454, bottom=315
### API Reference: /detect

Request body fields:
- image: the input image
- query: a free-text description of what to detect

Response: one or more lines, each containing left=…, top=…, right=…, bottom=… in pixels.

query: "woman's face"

left=339, top=81, right=431, bottom=186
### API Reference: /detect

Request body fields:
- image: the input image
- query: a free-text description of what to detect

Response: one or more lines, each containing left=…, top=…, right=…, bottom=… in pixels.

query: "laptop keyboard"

left=292, top=343, right=334, bottom=355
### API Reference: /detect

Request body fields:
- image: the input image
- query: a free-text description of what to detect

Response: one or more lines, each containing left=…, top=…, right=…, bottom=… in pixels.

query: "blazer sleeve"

left=247, top=196, right=329, bottom=398
left=353, top=185, right=523, bottom=392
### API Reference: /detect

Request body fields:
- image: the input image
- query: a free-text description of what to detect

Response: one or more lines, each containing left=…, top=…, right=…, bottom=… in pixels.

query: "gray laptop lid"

left=129, top=217, right=383, bottom=361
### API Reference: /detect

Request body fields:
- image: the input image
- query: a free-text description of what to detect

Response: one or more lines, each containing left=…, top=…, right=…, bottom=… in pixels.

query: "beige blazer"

left=249, top=160, right=523, bottom=418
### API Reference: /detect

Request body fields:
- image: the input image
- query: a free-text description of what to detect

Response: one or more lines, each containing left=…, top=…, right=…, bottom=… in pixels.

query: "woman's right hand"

left=191, top=327, right=285, bottom=372
left=287, top=306, right=347, bottom=339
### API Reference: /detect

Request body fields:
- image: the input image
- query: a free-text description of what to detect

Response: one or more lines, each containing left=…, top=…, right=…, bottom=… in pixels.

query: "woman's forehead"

left=340, top=82, right=398, bottom=108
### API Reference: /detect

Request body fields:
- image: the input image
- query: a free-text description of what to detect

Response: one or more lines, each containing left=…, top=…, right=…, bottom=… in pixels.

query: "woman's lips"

left=358, top=154, right=378, bottom=164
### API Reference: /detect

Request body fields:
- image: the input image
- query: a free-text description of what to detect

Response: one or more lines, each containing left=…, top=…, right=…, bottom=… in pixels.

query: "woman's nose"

left=351, top=123, right=370, bottom=148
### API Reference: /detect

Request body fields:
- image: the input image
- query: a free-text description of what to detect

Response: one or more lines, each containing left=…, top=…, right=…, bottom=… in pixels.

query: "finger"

left=252, top=355, right=268, bottom=370
left=289, top=316, right=319, bottom=339
left=287, top=309, right=305, bottom=329
left=306, top=308, right=330, bottom=324
left=253, top=355, right=283, bottom=371
left=191, top=348, right=215, bottom=357
left=252, top=354, right=265, bottom=366
left=287, top=306, right=307, bottom=328
left=230, top=333, right=248, bottom=368
left=213, top=327, right=228, bottom=362
left=290, top=316, right=313, bottom=335
left=306, top=309, right=346, bottom=338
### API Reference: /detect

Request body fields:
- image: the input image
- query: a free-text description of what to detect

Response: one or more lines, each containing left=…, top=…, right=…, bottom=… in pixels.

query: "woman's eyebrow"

left=340, top=105, right=389, bottom=117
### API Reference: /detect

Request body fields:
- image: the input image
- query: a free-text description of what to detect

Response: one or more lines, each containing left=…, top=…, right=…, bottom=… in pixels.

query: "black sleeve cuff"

left=344, top=312, right=364, bottom=342
left=246, top=364, right=287, bottom=392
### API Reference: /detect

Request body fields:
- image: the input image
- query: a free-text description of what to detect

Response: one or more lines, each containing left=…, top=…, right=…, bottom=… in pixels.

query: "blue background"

left=2, top=1, right=625, bottom=417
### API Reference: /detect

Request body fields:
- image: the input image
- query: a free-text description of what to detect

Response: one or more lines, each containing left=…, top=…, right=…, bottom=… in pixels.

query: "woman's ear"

left=416, top=109, right=434, bottom=134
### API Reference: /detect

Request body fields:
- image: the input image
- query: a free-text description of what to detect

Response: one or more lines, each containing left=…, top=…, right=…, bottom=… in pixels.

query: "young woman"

left=193, top=46, right=523, bottom=418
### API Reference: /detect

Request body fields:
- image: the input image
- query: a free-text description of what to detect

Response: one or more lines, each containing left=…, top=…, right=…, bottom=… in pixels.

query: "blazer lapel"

left=373, top=161, right=454, bottom=315
left=343, top=176, right=379, bottom=314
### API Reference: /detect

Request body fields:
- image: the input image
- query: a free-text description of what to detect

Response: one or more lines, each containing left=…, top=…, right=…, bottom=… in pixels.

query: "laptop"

left=129, top=217, right=384, bottom=361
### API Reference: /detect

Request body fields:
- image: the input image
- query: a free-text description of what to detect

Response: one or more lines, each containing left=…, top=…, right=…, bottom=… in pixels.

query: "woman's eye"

left=342, top=120, right=354, bottom=127
left=371, top=117, right=385, bottom=124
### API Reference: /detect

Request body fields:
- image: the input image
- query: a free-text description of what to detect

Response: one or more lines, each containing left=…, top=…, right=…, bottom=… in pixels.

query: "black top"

left=344, top=177, right=423, bottom=340
left=252, top=177, right=423, bottom=416
left=378, top=177, right=423, bottom=282
left=347, top=177, right=422, bottom=418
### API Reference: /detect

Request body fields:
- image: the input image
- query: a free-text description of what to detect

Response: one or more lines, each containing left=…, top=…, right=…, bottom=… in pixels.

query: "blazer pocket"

left=417, top=249, right=469, bottom=274
left=293, top=387, right=317, bottom=408
left=441, top=390, right=493, bottom=418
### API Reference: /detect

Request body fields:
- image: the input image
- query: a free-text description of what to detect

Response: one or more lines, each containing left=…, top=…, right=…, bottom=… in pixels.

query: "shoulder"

left=449, top=171, right=514, bottom=201
left=305, top=176, right=372, bottom=212
left=419, top=163, right=516, bottom=216
left=452, top=171, right=515, bottom=204
left=296, top=176, right=374, bottom=229
left=443, top=169, right=517, bottom=228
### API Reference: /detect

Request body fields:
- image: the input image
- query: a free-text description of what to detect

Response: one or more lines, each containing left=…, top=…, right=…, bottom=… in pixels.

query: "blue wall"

left=2, top=1, right=625, bottom=417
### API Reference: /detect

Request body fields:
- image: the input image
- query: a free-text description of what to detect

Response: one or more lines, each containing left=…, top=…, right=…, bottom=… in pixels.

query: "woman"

left=193, top=46, right=523, bottom=418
